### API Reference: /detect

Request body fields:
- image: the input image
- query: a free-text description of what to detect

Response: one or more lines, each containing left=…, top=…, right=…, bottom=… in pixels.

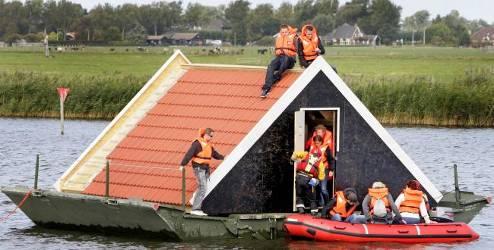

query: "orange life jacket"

left=191, top=137, right=213, bottom=165
left=299, top=25, right=320, bottom=61
left=309, top=131, right=334, bottom=167
left=296, top=147, right=321, bottom=177
left=275, top=26, right=297, bottom=57
left=330, top=191, right=357, bottom=219
left=399, top=187, right=423, bottom=214
left=368, top=187, right=390, bottom=214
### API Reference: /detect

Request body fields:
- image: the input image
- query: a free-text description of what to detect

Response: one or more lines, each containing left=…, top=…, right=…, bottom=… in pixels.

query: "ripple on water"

left=1, top=119, right=494, bottom=249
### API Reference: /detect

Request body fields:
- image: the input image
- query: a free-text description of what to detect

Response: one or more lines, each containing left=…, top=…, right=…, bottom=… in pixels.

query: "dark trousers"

left=262, top=55, right=295, bottom=91
left=295, top=173, right=317, bottom=210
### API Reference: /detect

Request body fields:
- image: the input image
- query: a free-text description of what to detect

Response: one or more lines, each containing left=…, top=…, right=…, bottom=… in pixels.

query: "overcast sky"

left=65, top=0, right=493, bottom=23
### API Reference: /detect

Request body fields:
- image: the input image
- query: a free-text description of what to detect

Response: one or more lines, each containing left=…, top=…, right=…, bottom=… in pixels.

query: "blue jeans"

left=192, top=167, right=209, bottom=210
left=403, top=216, right=421, bottom=224
left=332, top=213, right=367, bottom=224
left=262, top=55, right=295, bottom=91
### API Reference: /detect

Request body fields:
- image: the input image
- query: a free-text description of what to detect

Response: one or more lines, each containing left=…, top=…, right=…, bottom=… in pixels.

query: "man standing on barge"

left=179, top=128, right=224, bottom=216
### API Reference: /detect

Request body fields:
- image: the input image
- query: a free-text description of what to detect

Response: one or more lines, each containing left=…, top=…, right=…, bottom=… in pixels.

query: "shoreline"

left=0, top=114, right=492, bottom=128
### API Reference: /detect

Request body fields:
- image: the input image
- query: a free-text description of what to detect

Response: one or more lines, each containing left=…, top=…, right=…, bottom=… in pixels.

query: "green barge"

left=1, top=51, right=489, bottom=240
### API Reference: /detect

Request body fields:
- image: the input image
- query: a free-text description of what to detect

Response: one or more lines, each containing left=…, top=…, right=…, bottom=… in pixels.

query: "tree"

left=25, top=0, right=44, bottom=33
left=411, top=10, right=430, bottom=45
left=126, top=22, right=147, bottom=44
left=116, top=4, right=139, bottom=40
left=314, top=0, right=339, bottom=16
left=294, top=0, right=315, bottom=24
left=426, top=22, right=456, bottom=46
left=312, top=14, right=335, bottom=35
left=402, top=15, right=417, bottom=45
left=443, top=10, right=470, bottom=46
left=225, top=0, right=250, bottom=45
left=248, top=4, right=279, bottom=41
left=335, top=0, right=368, bottom=26
left=359, top=0, right=401, bottom=44
left=185, top=3, right=206, bottom=29
left=274, top=2, right=295, bottom=26
left=138, top=3, right=162, bottom=35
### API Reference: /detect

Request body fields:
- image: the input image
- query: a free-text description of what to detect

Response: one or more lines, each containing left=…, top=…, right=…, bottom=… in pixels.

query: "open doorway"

left=293, top=108, right=339, bottom=211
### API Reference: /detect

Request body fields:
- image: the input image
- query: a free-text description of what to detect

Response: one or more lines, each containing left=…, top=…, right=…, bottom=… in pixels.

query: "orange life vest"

left=296, top=147, right=321, bottom=177
left=309, top=131, right=334, bottom=166
left=399, top=187, right=423, bottom=214
left=299, top=25, right=320, bottom=61
left=330, top=191, right=357, bottom=219
left=275, top=26, right=297, bottom=57
left=368, top=187, right=390, bottom=214
left=191, top=137, right=213, bottom=165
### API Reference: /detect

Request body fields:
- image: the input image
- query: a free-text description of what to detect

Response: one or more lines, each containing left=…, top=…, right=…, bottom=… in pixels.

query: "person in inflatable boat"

left=322, top=187, right=367, bottom=224
left=362, top=181, right=404, bottom=224
left=395, top=180, right=434, bottom=224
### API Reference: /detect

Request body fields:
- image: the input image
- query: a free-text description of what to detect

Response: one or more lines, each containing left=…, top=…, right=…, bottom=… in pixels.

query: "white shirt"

left=395, top=193, right=431, bottom=224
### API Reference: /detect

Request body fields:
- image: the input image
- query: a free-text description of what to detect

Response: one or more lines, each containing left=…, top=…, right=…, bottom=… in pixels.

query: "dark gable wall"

left=203, top=71, right=428, bottom=215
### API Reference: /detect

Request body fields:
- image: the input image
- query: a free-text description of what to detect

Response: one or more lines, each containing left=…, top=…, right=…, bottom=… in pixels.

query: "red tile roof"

left=82, top=67, right=300, bottom=206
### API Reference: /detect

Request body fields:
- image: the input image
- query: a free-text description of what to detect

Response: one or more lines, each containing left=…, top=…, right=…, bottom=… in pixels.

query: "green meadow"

left=0, top=46, right=493, bottom=126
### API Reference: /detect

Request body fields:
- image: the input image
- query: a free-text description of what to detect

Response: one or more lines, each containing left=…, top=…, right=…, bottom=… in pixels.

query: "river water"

left=0, top=118, right=492, bottom=249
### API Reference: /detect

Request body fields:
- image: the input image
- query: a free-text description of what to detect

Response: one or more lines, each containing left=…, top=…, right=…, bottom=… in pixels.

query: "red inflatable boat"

left=284, top=214, right=479, bottom=243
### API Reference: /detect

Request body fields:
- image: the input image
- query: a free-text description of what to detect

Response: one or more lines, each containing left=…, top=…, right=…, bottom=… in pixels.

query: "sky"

left=64, top=0, right=493, bottom=23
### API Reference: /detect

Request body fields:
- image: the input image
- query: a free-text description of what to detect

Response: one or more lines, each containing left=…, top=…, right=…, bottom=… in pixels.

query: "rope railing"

left=93, top=160, right=189, bottom=212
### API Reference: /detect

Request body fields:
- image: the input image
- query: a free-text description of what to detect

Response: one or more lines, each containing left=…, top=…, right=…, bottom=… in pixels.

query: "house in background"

left=146, top=34, right=168, bottom=45
left=169, top=32, right=201, bottom=45
left=471, top=26, right=494, bottom=48
left=323, top=23, right=379, bottom=46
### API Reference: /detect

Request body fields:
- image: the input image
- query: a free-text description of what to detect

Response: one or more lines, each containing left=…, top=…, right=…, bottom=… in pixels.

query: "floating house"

left=2, top=51, right=488, bottom=240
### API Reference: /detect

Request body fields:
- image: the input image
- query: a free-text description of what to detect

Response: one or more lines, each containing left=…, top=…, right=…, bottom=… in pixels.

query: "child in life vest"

left=291, top=135, right=324, bottom=214
left=395, top=180, right=433, bottom=224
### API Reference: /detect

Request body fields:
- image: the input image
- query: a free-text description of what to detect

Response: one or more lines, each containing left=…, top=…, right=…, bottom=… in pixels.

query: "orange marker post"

left=57, top=87, right=70, bottom=135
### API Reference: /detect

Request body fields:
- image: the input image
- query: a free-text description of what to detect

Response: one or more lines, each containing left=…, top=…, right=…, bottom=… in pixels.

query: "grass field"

left=1, top=46, right=493, bottom=126
left=1, top=46, right=493, bottom=81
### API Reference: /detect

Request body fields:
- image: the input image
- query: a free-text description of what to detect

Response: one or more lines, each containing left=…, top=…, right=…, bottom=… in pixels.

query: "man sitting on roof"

left=362, top=181, right=404, bottom=224
left=260, top=24, right=298, bottom=98
left=298, top=24, right=325, bottom=68
left=179, top=128, right=224, bottom=216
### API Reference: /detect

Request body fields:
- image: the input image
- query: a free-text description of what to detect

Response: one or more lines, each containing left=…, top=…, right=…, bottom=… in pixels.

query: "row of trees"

left=0, top=0, right=491, bottom=46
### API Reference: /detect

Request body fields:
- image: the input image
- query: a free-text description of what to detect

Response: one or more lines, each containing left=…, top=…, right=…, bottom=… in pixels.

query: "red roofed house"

left=471, top=26, right=494, bottom=47
left=4, top=49, right=471, bottom=240
left=53, top=50, right=441, bottom=216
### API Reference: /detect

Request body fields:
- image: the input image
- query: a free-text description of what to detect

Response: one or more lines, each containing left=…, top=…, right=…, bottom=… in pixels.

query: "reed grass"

left=0, top=47, right=493, bottom=126
left=347, top=66, right=494, bottom=127
left=0, top=71, right=145, bottom=119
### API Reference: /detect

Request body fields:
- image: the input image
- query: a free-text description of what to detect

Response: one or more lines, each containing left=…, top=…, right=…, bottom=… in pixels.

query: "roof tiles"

left=82, top=67, right=300, bottom=206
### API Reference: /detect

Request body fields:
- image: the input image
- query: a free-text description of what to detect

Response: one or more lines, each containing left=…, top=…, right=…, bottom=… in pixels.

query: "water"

left=0, top=118, right=492, bottom=249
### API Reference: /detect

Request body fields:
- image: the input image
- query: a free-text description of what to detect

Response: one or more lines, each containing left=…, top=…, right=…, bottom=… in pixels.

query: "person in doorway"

left=362, top=181, right=403, bottom=224
left=305, top=124, right=334, bottom=208
left=291, top=135, right=324, bottom=215
left=260, top=24, right=298, bottom=98
left=322, top=187, right=367, bottom=223
left=395, top=180, right=433, bottom=224
left=179, top=128, right=224, bottom=216
left=298, top=24, right=325, bottom=68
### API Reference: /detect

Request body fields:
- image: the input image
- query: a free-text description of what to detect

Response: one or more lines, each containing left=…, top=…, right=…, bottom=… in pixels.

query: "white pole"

left=60, top=96, right=64, bottom=135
